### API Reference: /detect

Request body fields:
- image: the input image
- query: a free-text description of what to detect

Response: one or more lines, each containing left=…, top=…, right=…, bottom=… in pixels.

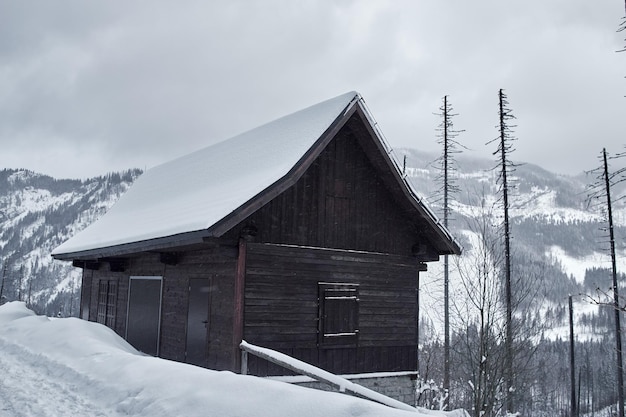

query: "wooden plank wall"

left=244, top=242, right=418, bottom=376
left=87, top=245, right=238, bottom=371
left=89, top=263, right=129, bottom=337
left=234, top=127, right=421, bottom=257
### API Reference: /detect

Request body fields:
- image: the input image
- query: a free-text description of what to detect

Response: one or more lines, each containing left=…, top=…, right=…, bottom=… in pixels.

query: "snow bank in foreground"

left=0, top=302, right=460, bottom=417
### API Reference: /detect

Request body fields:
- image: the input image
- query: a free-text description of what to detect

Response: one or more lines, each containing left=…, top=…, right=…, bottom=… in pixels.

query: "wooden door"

left=186, top=278, right=211, bottom=367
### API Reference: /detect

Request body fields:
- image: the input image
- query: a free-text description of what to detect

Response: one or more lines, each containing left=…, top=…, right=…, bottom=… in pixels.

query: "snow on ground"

left=540, top=299, right=605, bottom=342
left=0, top=302, right=464, bottom=417
left=510, top=187, right=601, bottom=223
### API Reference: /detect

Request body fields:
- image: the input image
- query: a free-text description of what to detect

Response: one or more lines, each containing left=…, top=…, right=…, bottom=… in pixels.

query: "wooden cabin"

left=52, top=92, right=460, bottom=380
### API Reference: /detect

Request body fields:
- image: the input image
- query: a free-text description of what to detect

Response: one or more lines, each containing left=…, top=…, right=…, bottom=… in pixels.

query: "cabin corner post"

left=79, top=267, right=93, bottom=321
left=415, top=261, right=427, bottom=376
left=233, top=237, right=247, bottom=372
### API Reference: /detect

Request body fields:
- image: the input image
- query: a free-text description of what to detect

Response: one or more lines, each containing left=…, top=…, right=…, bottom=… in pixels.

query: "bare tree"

left=0, top=263, right=7, bottom=305
left=486, top=89, right=518, bottom=413
left=452, top=198, right=507, bottom=417
left=586, top=148, right=626, bottom=417
left=618, top=2, right=625, bottom=97
left=432, top=95, right=464, bottom=406
left=450, top=189, right=546, bottom=417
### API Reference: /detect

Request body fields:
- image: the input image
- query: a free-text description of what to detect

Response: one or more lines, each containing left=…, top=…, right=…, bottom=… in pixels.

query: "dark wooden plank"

left=229, top=125, right=429, bottom=256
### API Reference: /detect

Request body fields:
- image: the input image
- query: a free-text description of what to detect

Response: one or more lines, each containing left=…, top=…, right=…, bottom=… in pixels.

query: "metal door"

left=186, top=278, right=211, bottom=366
left=126, top=276, right=163, bottom=356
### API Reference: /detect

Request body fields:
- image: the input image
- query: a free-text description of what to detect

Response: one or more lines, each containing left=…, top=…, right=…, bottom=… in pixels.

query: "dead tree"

left=586, top=148, right=626, bottom=417
left=617, top=0, right=626, bottom=52
left=432, top=95, right=464, bottom=406
left=0, top=263, right=6, bottom=305
left=486, top=89, right=517, bottom=414
left=569, top=295, right=578, bottom=417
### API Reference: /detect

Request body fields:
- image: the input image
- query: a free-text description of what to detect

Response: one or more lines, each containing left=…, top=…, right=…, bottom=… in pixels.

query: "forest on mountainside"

left=0, top=168, right=142, bottom=316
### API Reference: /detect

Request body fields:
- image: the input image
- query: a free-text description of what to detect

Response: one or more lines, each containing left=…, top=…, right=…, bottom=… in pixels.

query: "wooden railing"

left=239, top=340, right=417, bottom=412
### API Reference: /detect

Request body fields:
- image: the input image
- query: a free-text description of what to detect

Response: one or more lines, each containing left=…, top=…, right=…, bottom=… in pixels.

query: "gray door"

left=186, top=278, right=211, bottom=366
left=126, top=276, right=162, bottom=356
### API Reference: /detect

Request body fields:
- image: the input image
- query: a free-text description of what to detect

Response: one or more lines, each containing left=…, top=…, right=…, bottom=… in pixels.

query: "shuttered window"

left=96, top=280, right=117, bottom=329
left=318, top=283, right=359, bottom=347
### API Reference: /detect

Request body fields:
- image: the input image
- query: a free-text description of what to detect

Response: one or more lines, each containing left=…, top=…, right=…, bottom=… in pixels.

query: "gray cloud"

left=0, top=0, right=624, bottom=178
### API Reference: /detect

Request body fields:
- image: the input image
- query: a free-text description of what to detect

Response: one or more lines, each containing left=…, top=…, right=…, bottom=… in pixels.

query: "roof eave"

left=50, top=229, right=211, bottom=261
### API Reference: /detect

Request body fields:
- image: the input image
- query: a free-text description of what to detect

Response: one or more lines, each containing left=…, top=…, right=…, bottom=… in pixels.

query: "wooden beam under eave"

left=104, top=258, right=127, bottom=272
left=159, top=252, right=179, bottom=266
left=72, top=260, right=101, bottom=270
left=412, top=244, right=440, bottom=262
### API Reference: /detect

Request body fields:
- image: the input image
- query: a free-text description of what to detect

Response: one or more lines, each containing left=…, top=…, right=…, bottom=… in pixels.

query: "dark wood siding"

left=243, top=243, right=418, bottom=376
left=76, top=112, right=442, bottom=376
left=227, top=127, right=423, bottom=257
left=86, top=245, right=238, bottom=371
left=89, top=263, right=128, bottom=336
left=80, top=268, right=92, bottom=320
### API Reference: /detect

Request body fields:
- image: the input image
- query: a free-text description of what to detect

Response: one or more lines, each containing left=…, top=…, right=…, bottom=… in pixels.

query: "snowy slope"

left=0, top=169, right=141, bottom=316
left=401, top=149, right=626, bottom=341
left=0, top=302, right=468, bottom=417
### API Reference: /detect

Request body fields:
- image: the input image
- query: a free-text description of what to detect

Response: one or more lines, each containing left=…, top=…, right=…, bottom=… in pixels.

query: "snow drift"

left=0, top=302, right=468, bottom=417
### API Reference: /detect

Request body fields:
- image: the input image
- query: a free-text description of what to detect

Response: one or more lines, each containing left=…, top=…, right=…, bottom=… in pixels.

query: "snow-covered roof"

left=52, top=91, right=460, bottom=259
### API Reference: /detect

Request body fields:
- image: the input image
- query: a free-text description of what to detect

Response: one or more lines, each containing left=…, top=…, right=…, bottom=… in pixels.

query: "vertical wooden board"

left=79, top=269, right=91, bottom=321
left=285, top=182, right=295, bottom=242
left=115, top=275, right=129, bottom=337
left=341, top=347, right=355, bottom=374
left=88, top=277, right=99, bottom=322
left=317, top=148, right=328, bottom=246
left=159, top=264, right=188, bottom=362
left=207, top=262, right=237, bottom=371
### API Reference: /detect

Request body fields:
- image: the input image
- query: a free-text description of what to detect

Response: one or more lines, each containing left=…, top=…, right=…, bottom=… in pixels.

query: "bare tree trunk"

left=443, top=95, right=451, bottom=404
left=417, top=269, right=420, bottom=378
left=602, top=148, right=625, bottom=417
left=497, top=89, right=514, bottom=413
left=434, top=94, right=463, bottom=407
left=0, top=264, right=6, bottom=304
left=570, top=295, right=577, bottom=417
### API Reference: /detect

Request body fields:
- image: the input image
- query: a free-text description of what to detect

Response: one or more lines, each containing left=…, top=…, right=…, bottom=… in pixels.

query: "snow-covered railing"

left=239, top=340, right=417, bottom=412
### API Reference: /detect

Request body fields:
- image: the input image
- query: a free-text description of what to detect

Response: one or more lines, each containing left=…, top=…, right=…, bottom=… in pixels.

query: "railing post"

left=241, top=349, right=248, bottom=375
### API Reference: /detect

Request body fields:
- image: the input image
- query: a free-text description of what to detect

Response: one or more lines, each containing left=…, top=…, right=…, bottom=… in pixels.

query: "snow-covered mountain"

left=2, top=149, right=625, bottom=323
left=404, top=148, right=626, bottom=263
left=0, top=168, right=142, bottom=316
left=400, top=149, right=626, bottom=339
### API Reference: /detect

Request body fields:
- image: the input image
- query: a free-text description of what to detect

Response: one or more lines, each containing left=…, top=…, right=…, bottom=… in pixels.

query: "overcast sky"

left=1, top=1, right=625, bottom=179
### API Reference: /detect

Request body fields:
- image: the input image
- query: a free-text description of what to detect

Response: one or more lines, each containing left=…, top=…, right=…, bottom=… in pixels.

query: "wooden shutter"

left=318, top=283, right=359, bottom=347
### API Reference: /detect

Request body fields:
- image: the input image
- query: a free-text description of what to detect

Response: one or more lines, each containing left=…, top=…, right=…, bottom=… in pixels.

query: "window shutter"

left=318, top=283, right=359, bottom=347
